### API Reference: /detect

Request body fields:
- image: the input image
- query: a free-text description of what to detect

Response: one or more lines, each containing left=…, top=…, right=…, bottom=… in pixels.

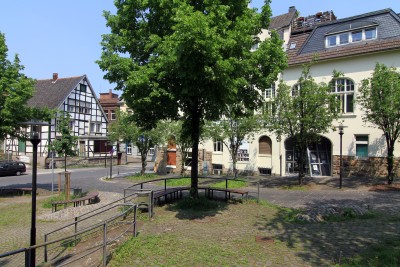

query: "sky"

left=1, top=1, right=400, bottom=97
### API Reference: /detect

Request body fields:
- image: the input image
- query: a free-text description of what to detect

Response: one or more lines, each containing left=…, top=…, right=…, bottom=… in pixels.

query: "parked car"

left=0, top=161, right=26, bottom=176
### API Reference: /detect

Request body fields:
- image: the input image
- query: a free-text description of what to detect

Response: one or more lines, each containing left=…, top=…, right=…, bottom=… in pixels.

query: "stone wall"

left=332, top=155, right=400, bottom=177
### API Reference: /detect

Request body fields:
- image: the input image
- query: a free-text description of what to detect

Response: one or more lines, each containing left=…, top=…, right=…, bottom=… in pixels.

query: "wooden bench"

left=0, top=187, right=33, bottom=196
left=206, top=187, right=249, bottom=200
left=51, top=191, right=99, bottom=212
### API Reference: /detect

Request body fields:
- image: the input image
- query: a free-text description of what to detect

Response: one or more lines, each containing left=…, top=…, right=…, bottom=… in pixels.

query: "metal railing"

left=0, top=202, right=137, bottom=267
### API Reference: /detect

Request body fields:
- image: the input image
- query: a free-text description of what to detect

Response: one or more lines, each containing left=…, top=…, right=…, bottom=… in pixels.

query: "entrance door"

left=18, top=139, right=26, bottom=154
left=285, top=137, right=332, bottom=176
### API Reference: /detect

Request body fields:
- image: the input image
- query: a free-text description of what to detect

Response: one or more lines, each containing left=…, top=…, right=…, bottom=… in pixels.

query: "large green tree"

left=109, top=110, right=164, bottom=175
left=0, top=32, right=36, bottom=139
left=268, top=66, right=339, bottom=184
left=49, top=112, right=78, bottom=172
left=358, top=63, right=400, bottom=184
left=98, top=0, right=286, bottom=197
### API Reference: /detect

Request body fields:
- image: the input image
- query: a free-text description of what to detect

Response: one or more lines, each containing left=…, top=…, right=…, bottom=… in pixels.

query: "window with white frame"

left=111, top=110, right=116, bottom=120
left=264, top=83, right=276, bottom=99
left=69, top=120, right=74, bottom=130
left=291, top=83, right=300, bottom=97
left=331, top=78, right=354, bottom=113
left=325, top=27, right=377, bottom=48
left=149, top=148, right=155, bottom=156
left=355, top=135, right=368, bottom=158
left=67, top=105, right=74, bottom=112
left=213, top=140, right=223, bottom=152
left=126, top=143, right=132, bottom=155
left=90, top=123, right=95, bottom=133
left=96, top=123, right=101, bottom=133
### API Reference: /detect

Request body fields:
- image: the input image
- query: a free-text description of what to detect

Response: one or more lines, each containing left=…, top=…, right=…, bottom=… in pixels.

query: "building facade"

left=198, top=7, right=400, bottom=177
left=4, top=73, right=109, bottom=162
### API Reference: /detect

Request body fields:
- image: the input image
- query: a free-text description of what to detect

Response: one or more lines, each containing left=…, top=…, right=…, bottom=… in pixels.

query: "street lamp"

left=20, top=119, right=49, bottom=266
left=338, top=122, right=344, bottom=189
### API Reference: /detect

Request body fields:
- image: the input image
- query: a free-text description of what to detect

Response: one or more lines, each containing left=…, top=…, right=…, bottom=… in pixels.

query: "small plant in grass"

left=211, top=180, right=247, bottom=189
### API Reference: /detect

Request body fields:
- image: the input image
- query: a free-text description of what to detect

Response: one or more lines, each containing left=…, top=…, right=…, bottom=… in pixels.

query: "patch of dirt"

left=369, top=183, right=400, bottom=191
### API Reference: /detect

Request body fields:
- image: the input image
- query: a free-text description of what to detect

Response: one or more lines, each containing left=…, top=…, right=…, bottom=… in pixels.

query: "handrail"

left=126, top=176, right=247, bottom=191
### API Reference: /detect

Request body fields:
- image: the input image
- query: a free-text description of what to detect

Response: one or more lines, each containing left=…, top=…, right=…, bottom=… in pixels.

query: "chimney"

left=289, top=6, right=296, bottom=13
left=52, top=73, right=58, bottom=81
left=109, top=89, right=112, bottom=96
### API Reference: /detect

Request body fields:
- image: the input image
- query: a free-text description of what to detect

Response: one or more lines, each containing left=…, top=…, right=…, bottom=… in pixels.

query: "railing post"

left=164, top=179, right=167, bottom=190
left=225, top=179, right=228, bottom=200
left=257, top=181, right=260, bottom=203
left=74, top=217, right=78, bottom=246
left=103, top=223, right=107, bottom=267
left=44, top=234, right=48, bottom=263
left=133, top=205, right=137, bottom=237
left=140, top=183, right=143, bottom=190
left=123, top=189, right=126, bottom=203
left=25, top=249, right=30, bottom=267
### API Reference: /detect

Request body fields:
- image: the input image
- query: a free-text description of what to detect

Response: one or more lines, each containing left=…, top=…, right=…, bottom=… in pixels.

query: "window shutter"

left=259, top=136, right=272, bottom=155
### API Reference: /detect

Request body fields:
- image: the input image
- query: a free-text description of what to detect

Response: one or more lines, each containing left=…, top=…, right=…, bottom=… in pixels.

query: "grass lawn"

left=108, top=198, right=400, bottom=267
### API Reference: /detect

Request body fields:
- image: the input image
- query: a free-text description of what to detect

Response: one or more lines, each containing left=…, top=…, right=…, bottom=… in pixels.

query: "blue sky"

left=1, top=1, right=400, bottom=96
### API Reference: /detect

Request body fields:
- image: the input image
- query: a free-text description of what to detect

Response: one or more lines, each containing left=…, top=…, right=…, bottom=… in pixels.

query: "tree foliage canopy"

left=358, top=63, right=400, bottom=183
left=0, top=32, right=37, bottom=139
left=98, top=0, right=287, bottom=196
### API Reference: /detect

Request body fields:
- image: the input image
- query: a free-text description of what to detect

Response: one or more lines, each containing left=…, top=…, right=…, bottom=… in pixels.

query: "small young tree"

left=206, top=108, right=261, bottom=178
left=268, top=65, right=339, bottom=184
left=358, top=63, right=400, bottom=184
left=49, top=112, right=78, bottom=172
left=109, top=111, right=164, bottom=175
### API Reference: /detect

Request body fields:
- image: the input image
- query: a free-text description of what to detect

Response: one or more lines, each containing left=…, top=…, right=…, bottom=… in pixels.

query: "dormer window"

left=325, top=22, right=377, bottom=48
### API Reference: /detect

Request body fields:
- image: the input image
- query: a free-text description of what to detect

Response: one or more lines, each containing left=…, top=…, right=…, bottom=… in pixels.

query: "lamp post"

left=20, top=120, right=49, bottom=266
left=338, top=123, right=344, bottom=189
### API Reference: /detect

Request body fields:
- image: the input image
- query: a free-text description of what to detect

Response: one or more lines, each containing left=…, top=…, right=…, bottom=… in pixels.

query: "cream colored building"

left=200, top=7, right=400, bottom=177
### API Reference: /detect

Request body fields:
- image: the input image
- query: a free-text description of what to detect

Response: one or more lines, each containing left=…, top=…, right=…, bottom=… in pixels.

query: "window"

left=339, top=33, right=349, bottom=44
left=259, top=136, right=272, bottom=155
left=127, top=143, right=132, bottom=155
left=326, top=27, right=377, bottom=48
left=213, top=140, right=223, bottom=152
left=265, top=83, right=276, bottom=99
left=111, top=111, right=116, bottom=120
left=69, top=120, right=74, bottom=130
left=90, top=123, right=95, bottom=133
left=365, top=28, right=376, bottom=39
left=355, top=135, right=368, bottom=157
left=67, top=105, right=74, bottom=112
left=149, top=148, right=155, bottom=156
left=96, top=123, right=101, bottom=133
left=80, top=84, right=87, bottom=93
left=351, top=30, right=362, bottom=42
left=237, top=149, right=249, bottom=162
left=331, top=78, right=354, bottom=113
left=291, top=84, right=300, bottom=97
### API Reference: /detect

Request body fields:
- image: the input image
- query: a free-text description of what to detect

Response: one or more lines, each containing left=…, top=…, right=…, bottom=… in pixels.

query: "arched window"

left=331, top=78, right=354, bottom=113
left=259, top=136, right=272, bottom=155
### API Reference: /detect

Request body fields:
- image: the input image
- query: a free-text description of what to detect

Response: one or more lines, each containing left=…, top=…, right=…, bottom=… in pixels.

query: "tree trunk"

left=190, top=109, right=201, bottom=198
left=232, top=158, right=238, bottom=179
left=297, top=147, right=306, bottom=185
left=387, top=141, right=395, bottom=184
left=64, top=154, right=67, bottom=172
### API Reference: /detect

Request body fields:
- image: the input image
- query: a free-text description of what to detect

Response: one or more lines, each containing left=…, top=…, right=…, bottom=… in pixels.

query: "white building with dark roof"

left=5, top=73, right=109, bottom=162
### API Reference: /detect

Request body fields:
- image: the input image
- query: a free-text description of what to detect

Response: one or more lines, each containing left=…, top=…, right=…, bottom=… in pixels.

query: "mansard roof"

left=28, top=75, right=85, bottom=109
left=287, top=8, right=400, bottom=66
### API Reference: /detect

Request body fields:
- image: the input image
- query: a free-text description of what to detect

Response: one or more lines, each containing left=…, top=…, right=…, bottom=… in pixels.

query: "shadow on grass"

left=166, top=196, right=243, bottom=221
left=253, top=196, right=400, bottom=266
